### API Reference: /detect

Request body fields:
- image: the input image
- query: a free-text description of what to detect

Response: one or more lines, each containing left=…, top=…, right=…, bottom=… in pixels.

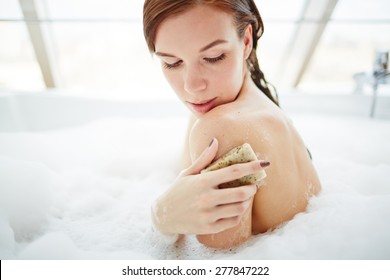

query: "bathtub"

left=1, top=90, right=390, bottom=132
left=0, top=90, right=390, bottom=259
left=0, top=91, right=189, bottom=132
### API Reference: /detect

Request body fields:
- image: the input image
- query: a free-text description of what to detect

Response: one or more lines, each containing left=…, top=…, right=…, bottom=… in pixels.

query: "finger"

left=182, top=137, right=218, bottom=176
left=204, top=160, right=270, bottom=186
left=214, top=184, right=257, bottom=205
left=211, top=199, right=252, bottom=221
left=208, top=216, right=242, bottom=234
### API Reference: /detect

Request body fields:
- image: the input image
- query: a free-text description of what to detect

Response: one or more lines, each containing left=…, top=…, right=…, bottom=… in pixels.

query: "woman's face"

left=154, top=5, right=252, bottom=117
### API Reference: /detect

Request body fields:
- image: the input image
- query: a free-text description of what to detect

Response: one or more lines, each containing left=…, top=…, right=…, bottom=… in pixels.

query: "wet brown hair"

left=143, top=0, right=279, bottom=106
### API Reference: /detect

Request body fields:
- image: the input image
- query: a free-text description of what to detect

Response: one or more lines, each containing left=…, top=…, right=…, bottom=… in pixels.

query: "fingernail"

left=260, top=161, right=270, bottom=168
left=208, top=138, right=215, bottom=148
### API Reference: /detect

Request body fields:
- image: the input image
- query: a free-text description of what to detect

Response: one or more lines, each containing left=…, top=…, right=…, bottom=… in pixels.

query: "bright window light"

left=0, top=0, right=389, bottom=99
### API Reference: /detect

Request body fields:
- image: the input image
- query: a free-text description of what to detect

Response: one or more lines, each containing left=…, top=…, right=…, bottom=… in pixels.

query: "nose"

left=184, top=65, right=207, bottom=94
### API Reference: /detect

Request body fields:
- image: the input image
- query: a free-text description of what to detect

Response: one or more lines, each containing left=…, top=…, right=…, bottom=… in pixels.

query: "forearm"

left=151, top=199, right=183, bottom=243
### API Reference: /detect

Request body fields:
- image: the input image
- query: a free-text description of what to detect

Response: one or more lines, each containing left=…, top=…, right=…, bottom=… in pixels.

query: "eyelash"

left=163, top=53, right=226, bottom=70
left=204, top=53, right=226, bottom=64
left=163, top=60, right=182, bottom=70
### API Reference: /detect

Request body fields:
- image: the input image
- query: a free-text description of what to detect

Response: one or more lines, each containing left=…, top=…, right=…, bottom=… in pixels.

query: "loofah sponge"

left=201, top=143, right=266, bottom=188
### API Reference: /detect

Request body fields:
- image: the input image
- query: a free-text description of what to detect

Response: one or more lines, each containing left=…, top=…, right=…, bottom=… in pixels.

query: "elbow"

left=196, top=229, right=251, bottom=249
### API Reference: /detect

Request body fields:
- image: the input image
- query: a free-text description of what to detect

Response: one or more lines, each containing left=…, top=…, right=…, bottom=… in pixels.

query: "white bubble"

left=0, top=114, right=389, bottom=259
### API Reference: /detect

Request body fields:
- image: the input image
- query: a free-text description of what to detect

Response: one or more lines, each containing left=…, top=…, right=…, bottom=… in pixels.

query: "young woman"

left=143, top=0, right=321, bottom=249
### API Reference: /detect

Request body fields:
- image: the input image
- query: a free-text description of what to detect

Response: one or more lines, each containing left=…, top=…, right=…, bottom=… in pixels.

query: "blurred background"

left=0, top=0, right=389, bottom=101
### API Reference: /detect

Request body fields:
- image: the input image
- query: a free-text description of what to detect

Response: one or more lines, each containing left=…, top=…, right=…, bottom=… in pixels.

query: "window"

left=299, top=0, right=390, bottom=93
left=0, top=0, right=389, bottom=99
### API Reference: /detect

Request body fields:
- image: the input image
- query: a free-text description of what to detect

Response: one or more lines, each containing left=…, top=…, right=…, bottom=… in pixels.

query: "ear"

left=243, top=24, right=253, bottom=60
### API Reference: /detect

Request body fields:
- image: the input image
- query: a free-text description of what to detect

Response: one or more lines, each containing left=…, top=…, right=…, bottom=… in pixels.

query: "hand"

left=152, top=138, right=268, bottom=235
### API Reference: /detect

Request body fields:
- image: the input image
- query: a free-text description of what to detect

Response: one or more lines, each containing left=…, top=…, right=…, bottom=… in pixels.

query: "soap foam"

left=0, top=116, right=389, bottom=259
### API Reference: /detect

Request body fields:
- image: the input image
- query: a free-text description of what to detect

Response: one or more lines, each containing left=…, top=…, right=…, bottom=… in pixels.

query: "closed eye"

left=204, top=53, right=226, bottom=64
left=163, top=60, right=183, bottom=69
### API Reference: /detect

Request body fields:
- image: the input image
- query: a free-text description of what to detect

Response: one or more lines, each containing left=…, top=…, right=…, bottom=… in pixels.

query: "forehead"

left=155, top=5, right=237, bottom=53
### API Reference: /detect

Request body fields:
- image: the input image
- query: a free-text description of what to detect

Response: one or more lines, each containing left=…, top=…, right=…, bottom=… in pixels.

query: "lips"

left=187, top=98, right=217, bottom=114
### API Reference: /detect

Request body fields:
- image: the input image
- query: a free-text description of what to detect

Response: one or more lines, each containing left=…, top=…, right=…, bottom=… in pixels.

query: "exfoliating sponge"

left=201, top=143, right=266, bottom=188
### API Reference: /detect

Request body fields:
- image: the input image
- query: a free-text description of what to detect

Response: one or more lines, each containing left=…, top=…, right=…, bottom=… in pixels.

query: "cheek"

left=214, top=57, right=244, bottom=97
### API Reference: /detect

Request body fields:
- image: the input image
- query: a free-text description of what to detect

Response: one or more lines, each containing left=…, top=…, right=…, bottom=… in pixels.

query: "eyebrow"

left=155, top=39, right=228, bottom=58
left=199, top=39, right=228, bottom=52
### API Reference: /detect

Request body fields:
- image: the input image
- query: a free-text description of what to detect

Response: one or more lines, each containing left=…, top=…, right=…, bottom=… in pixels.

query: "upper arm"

left=189, top=113, right=283, bottom=166
left=189, top=116, right=247, bottom=164
left=180, top=115, right=197, bottom=170
left=189, top=115, right=257, bottom=248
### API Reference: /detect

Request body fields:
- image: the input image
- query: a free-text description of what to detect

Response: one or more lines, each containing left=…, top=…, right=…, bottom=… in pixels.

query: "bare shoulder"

left=189, top=107, right=290, bottom=163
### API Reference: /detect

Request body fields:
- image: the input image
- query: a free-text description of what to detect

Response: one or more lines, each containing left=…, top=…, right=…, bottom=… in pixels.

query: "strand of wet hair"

left=248, top=50, right=279, bottom=107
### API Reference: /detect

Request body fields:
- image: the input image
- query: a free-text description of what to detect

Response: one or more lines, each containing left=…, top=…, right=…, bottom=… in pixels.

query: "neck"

left=236, top=71, right=259, bottom=101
